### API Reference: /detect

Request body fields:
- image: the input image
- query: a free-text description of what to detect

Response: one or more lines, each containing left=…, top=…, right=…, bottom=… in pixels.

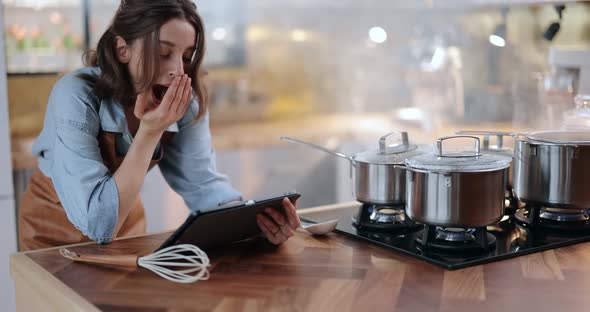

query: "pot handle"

left=379, top=131, right=409, bottom=153
left=437, top=135, right=481, bottom=157
left=455, top=130, right=514, bottom=150
left=280, top=136, right=354, bottom=164
left=392, top=164, right=407, bottom=170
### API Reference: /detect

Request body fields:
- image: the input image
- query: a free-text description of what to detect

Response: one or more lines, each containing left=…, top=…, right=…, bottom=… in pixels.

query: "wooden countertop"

left=10, top=202, right=590, bottom=312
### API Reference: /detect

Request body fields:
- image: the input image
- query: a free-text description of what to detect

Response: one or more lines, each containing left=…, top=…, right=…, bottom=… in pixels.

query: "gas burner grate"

left=515, top=206, right=590, bottom=231
left=352, top=204, right=421, bottom=233
left=416, top=225, right=496, bottom=253
left=435, top=227, right=476, bottom=242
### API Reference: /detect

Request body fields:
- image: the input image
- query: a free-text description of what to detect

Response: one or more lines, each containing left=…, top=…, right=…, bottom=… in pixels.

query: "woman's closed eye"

left=160, top=53, right=191, bottom=64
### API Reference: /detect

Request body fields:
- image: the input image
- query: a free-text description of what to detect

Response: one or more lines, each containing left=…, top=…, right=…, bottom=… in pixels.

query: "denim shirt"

left=32, top=67, right=241, bottom=244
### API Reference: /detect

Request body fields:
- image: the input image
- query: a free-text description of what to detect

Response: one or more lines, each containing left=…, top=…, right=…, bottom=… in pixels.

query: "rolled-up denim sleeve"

left=52, top=124, right=119, bottom=244
left=159, top=102, right=241, bottom=212
left=49, top=82, right=118, bottom=244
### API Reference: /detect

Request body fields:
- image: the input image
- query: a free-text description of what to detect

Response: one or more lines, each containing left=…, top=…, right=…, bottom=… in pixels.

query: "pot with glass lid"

left=281, top=132, right=431, bottom=205
left=404, top=136, right=512, bottom=227
left=513, top=130, right=590, bottom=208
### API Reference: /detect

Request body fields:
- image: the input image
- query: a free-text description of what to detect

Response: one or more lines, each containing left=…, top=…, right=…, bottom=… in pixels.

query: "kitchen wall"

left=234, top=2, right=590, bottom=127
left=6, top=2, right=590, bottom=136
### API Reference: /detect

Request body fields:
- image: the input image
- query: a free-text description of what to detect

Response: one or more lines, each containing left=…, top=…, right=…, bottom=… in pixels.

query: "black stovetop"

left=301, top=203, right=590, bottom=270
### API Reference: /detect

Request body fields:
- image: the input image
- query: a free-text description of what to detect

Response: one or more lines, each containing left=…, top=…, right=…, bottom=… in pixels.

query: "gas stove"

left=352, top=204, right=421, bottom=233
left=301, top=202, right=590, bottom=270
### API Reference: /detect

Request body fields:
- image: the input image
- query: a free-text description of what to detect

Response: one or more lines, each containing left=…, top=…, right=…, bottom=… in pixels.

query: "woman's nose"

left=168, top=57, right=185, bottom=76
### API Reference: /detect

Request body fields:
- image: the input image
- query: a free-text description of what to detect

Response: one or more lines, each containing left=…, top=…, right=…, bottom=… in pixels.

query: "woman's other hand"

left=134, top=74, right=192, bottom=136
left=256, top=197, right=301, bottom=245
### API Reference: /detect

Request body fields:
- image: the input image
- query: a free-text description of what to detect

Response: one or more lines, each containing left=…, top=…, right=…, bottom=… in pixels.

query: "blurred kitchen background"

left=1, top=1, right=590, bottom=309
left=4, top=0, right=590, bottom=234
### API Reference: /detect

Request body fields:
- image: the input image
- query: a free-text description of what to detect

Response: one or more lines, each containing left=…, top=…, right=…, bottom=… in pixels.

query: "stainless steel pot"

left=456, top=130, right=514, bottom=188
left=405, top=136, right=512, bottom=227
left=281, top=132, right=430, bottom=204
left=513, top=130, right=590, bottom=208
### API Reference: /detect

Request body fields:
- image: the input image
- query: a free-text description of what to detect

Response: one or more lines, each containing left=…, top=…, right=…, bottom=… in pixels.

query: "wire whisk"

left=60, top=244, right=210, bottom=283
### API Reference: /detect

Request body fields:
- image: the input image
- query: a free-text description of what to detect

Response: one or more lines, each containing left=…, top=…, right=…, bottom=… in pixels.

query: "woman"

left=18, top=0, right=300, bottom=251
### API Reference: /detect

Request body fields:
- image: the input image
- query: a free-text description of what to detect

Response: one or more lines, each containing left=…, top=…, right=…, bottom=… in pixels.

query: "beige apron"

left=18, top=122, right=173, bottom=251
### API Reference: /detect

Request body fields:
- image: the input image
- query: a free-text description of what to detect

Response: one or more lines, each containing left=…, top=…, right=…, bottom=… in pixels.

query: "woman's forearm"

left=112, top=125, right=163, bottom=236
left=110, top=75, right=191, bottom=237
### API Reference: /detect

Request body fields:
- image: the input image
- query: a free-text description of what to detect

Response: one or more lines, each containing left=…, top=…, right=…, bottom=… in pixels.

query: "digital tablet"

left=156, top=192, right=301, bottom=251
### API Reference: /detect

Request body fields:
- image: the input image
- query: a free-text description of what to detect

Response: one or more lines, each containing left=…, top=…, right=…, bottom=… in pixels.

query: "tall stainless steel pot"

left=513, top=130, right=590, bottom=208
left=281, top=132, right=430, bottom=205
left=405, top=136, right=512, bottom=227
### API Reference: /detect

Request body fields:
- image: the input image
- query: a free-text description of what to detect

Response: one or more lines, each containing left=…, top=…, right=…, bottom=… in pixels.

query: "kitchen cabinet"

left=10, top=202, right=590, bottom=312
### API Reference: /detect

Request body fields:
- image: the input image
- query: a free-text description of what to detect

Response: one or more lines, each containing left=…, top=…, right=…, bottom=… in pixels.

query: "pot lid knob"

left=437, top=135, right=481, bottom=158
left=379, top=131, right=409, bottom=154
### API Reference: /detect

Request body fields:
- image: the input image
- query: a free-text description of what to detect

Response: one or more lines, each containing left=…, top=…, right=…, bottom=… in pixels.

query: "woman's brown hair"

left=81, top=0, right=207, bottom=120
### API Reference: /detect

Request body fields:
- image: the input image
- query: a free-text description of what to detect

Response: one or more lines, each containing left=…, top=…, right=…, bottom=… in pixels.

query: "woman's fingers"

left=257, top=213, right=280, bottom=236
left=257, top=214, right=288, bottom=245
left=159, top=76, right=180, bottom=112
left=138, top=75, right=194, bottom=134
left=264, top=207, right=295, bottom=239
left=133, top=93, right=148, bottom=119
left=279, top=223, right=295, bottom=238
left=177, top=77, right=192, bottom=115
left=256, top=217, right=279, bottom=244
left=282, top=197, right=301, bottom=229
left=265, top=207, right=287, bottom=228
left=170, top=75, right=188, bottom=114
left=260, top=199, right=301, bottom=244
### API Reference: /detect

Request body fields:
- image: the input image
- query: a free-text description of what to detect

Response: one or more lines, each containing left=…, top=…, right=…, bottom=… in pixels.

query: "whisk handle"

left=60, top=248, right=139, bottom=268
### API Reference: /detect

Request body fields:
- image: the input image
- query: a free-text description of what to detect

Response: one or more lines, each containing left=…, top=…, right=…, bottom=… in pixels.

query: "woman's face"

left=127, top=18, right=196, bottom=107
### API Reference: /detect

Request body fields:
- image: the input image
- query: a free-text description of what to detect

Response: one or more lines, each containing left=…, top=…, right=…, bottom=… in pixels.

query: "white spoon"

left=300, top=219, right=339, bottom=235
